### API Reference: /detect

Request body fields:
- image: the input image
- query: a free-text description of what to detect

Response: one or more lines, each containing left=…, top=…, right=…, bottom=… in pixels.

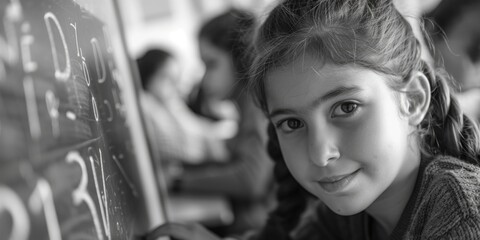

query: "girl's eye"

left=286, top=119, right=302, bottom=129
left=332, top=102, right=358, bottom=117
left=276, top=118, right=304, bottom=133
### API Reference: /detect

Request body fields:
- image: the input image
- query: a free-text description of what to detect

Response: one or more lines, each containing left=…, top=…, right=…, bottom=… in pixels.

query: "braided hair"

left=419, top=62, right=480, bottom=164
left=249, top=0, right=480, bottom=238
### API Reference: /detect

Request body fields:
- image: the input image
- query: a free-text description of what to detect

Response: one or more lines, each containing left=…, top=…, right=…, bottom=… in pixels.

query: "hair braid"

left=254, top=123, right=309, bottom=240
left=420, top=61, right=480, bottom=164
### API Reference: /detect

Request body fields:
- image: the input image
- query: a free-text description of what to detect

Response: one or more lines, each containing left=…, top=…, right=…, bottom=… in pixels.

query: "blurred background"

left=119, top=0, right=275, bottom=97
left=120, top=0, right=279, bottom=237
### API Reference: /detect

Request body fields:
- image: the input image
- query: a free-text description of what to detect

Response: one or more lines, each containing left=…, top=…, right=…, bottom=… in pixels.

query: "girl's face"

left=199, top=38, right=236, bottom=100
left=265, top=55, right=420, bottom=215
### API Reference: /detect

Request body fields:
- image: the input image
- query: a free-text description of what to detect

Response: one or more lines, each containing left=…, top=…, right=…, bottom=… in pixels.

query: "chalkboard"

left=0, top=0, right=167, bottom=239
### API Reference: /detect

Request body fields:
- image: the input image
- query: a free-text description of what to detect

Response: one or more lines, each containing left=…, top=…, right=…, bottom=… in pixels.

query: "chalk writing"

left=45, top=90, right=60, bottom=137
left=81, top=49, right=91, bottom=86
left=20, top=22, right=37, bottom=73
left=0, top=185, right=30, bottom=240
left=92, top=95, right=99, bottom=122
left=66, top=151, right=105, bottom=240
left=104, top=100, right=113, bottom=122
left=70, top=22, right=80, bottom=57
left=91, top=38, right=106, bottom=84
left=66, top=111, right=76, bottom=120
left=44, top=12, right=71, bottom=81
left=89, top=147, right=111, bottom=240
left=23, top=76, right=41, bottom=139
left=28, top=179, right=62, bottom=240
left=1, top=0, right=22, bottom=65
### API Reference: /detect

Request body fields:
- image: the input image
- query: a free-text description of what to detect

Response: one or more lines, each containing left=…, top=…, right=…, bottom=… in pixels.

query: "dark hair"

left=136, top=49, right=172, bottom=90
left=249, top=0, right=480, bottom=238
left=199, top=8, right=255, bottom=88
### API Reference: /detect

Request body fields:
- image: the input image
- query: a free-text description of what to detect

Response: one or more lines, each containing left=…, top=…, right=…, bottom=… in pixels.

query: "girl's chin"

left=321, top=196, right=372, bottom=216
left=328, top=205, right=365, bottom=216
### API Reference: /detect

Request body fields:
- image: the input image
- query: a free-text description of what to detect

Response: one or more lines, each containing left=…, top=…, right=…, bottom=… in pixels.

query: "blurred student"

left=426, top=0, right=480, bottom=121
left=137, top=49, right=228, bottom=177
left=137, top=49, right=185, bottom=164
left=174, top=9, right=274, bottom=235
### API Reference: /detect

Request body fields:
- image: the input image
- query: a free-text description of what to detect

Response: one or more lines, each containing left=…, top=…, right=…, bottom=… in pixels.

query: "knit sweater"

left=254, top=155, right=480, bottom=240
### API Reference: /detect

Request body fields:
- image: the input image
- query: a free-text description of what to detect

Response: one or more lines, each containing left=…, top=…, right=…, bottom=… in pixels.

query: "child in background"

left=137, top=49, right=188, bottom=164
left=144, top=0, right=480, bottom=239
left=137, top=49, right=229, bottom=178
left=166, top=9, right=275, bottom=236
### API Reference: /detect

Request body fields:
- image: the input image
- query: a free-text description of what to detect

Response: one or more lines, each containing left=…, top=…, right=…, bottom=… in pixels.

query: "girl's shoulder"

left=423, top=155, right=480, bottom=197
left=426, top=155, right=480, bottom=172
left=410, top=155, right=480, bottom=238
left=421, top=155, right=480, bottom=212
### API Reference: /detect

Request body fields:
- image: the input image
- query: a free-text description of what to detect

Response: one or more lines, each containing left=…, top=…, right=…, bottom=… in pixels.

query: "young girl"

left=143, top=0, right=480, bottom=239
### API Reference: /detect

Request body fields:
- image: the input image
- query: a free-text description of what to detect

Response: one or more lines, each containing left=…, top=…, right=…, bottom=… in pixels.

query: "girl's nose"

left=307, top=127, right=340, bottom=167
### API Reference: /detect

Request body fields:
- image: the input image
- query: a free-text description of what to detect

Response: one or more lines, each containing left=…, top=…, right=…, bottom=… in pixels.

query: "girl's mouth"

left=317, top=169, right=360, bottom=194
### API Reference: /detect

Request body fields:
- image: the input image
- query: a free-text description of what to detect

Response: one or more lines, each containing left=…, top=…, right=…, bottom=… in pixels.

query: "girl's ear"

left=401, top=71, right=431, bottom=126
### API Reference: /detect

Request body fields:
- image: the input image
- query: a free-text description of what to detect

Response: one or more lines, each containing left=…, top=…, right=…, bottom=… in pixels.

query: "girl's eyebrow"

left=312, top=86, right=362, bottom=107
left=268, top=86, right=362, bottom=118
